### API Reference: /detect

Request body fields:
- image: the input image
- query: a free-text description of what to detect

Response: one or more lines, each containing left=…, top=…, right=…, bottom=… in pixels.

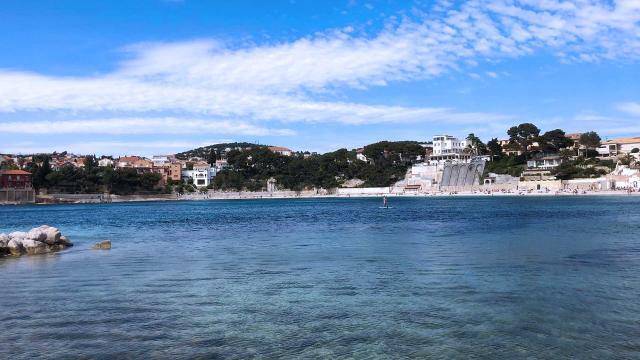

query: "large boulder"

left=26, top=228, right=47, bottom=242
left=21, top=239, right=48, bottom=255
left=1, top=226, right=72, bottom=257
left=0, top=233, right=9, bottom=256
left=8, top=231, right=28, bottom=240
left=36, top=225, right=61, bottom=245
left=7, top=239, right=24, bottom=256
left=0, top=233, right=8, bottom=247
left=93, top=240, right=112, bottom=250
left=58, top=235, right=72, bottom=247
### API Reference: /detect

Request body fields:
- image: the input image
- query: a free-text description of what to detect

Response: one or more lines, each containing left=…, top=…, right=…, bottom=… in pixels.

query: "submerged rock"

left=0, top=225, right=73, bottom=258
left=93, top=240, right=112, bottom=250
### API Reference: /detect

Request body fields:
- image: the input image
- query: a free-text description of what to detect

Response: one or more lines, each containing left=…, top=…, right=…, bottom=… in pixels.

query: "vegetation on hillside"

left=212, top=141, right=426, bottom=191
left=175, top=142, right=263, bottom=160
left=22, top=155, right=163, bottom=195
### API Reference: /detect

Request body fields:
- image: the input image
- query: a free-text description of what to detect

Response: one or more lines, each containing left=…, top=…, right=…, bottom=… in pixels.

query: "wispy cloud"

left=0, top=0, right=639, bottom=152
left=617, top=102, right=640, bottom=117
left=0, top=118, right=295, bottom=136
left=2, top=140, right=226, bottom=156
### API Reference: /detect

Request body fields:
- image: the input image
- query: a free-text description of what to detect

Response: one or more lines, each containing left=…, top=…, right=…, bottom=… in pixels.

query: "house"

left=0, top=170, right=33, bottom=189
left=356, top=148, right=368, bottom=162
left=429, top=135, right=470, bottom=162
left=151, top=155, right=171, bottom=167
left=598, top=137, right=640, bottom=157
left=117, top=156, right=154, bottom=172
left=215, top=159, right=228, bottom=168
left=182, top=163, right=215, bottom=188
left=182, top=168, right=210, bottom=187
left=117, top=156, right=141, bottom=168
left=268, top=146, right=293, bottom=156
left=98, top=158, right=114, bottom=167
left=152, top=163, right=182, bottom=184
left=526, top=155, right=563, bottom=170
left=566, top=133, right=582, bottom=149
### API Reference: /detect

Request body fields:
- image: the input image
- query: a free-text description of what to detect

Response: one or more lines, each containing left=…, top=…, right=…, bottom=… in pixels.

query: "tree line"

left=212, top=141, right=425, bottom=191
left=6, top=155, right=164, bottom=195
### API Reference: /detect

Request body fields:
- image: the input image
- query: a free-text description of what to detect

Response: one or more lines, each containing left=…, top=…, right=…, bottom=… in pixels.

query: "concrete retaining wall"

left=0, top=188, right=35, bottom=204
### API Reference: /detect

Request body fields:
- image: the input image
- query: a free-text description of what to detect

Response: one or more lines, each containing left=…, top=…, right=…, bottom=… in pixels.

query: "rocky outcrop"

left=0, top=225, right=73, bottom=257
left=93, top=240, right=111, bottom=250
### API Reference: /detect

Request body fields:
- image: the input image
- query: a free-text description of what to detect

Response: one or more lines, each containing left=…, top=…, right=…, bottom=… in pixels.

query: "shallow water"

left=1, top=197, right=640, bottom=359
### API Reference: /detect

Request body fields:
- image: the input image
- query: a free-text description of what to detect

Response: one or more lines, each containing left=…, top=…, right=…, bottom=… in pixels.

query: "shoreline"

left=1, top=189, right=636, bottom=205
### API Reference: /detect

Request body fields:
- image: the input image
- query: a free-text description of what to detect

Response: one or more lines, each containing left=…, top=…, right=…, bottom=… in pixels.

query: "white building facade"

left=430, top=135, right=469, bottom=162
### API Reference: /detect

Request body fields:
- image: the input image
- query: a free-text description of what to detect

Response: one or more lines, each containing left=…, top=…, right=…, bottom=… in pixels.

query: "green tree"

left=486, top=138, right=503, bottom=161
left=507, top=123, right=540, bottom=158
left=579, top=131, right=601, bottom=157
left=32, top=157, right=52, bottom=191
left=540, top=129, right=572, bottom=152
left=208, top=149, right=216, bottom=166
left=466, top=133, right=486, bottom=155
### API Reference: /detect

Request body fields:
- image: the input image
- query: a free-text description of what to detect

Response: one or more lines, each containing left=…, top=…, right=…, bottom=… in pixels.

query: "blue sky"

left=1, top=0, right=639, bottom=156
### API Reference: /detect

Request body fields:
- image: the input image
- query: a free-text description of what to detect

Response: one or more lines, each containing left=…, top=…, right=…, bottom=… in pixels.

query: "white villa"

left=598, top=137, right=640, bottom=157
left=182, top=164, right=217, bottom=188
left=429, top=135, right=469, bottom=162
left=526, top=156, right=563, bottom=170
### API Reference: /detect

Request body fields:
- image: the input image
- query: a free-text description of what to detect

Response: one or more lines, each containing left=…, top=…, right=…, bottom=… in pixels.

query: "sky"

left=0, top=0, right=639, bottom=156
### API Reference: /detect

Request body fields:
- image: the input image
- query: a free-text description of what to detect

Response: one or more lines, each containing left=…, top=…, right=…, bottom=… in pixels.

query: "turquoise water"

left=1, top=197, right=640, bottom=359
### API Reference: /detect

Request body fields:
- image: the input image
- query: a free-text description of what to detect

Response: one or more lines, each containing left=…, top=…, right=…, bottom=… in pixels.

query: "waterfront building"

left=152, top=163, right=182, bottom=185
left=182, top=163, right=215, bottom=188
left=429, top=135, right=470, bottom=162
left=0, top=170, right=32, bottom=188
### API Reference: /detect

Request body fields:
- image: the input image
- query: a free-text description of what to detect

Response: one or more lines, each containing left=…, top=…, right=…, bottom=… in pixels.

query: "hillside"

left=211, top=140, right=427, bottom=191
left=175, top=142, right=265, bottom=160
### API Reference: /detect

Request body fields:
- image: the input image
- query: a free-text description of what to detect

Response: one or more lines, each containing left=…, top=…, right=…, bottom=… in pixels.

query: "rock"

left=36, top=225, right=61, bottom=245
left=1, top=226, right=73, bottom=257
left=21, top=239, right=49, bottom=255
left=8, top=231, right=28, bottom=240
left=7, top=239, right=24, bottom=256
left=0, top=233, right=8, bottom=247
left=26, top=228, right=47, bottom=242
left=58, top=235, right=73, bottom=247
left=0, top=233, right=9, bottom=256
left=93, top=240, right=112, bottom=250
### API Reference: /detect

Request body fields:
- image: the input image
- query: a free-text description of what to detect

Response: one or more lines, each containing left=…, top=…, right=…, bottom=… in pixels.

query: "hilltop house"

left=98, top=158, right=114, bottom=167
left=598, top=137, right=640, bottom=157
left=268, top=147, right=293, bottom=156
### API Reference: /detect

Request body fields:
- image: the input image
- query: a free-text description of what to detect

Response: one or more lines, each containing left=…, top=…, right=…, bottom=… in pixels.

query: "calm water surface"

left=1, top=197, right=640, bottom=359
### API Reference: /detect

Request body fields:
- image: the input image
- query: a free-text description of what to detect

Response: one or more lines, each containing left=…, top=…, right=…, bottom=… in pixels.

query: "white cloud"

left=616, top=102, right=640, bottom=117
left=1, top=140, right=222, bottom=157
left=0, top=0, right=638, bottom=136
left=0, top=117, right=295, bottom=136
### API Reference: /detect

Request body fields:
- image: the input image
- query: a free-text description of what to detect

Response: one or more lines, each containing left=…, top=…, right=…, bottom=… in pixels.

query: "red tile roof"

left=0, top=170, right=32, bottom=175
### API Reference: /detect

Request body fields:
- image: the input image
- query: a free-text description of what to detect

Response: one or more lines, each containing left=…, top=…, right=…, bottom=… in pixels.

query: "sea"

left=1, top=197, right=640, bottom=359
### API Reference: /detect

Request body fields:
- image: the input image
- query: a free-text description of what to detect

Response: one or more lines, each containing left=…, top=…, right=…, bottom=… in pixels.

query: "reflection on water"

left=1, top=197, right=640, bottom=359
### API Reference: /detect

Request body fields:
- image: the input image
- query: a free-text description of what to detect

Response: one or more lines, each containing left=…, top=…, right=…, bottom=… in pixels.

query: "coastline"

left=6, top=188, right=636, bottom=205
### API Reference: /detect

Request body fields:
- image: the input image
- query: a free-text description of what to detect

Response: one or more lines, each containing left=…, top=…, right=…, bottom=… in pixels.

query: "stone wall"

left=0, top=188, right=35, bottom=204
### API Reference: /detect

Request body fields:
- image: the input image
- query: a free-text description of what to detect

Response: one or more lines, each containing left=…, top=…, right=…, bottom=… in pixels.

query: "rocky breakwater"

left=0, top=225, right=73, bottom=257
